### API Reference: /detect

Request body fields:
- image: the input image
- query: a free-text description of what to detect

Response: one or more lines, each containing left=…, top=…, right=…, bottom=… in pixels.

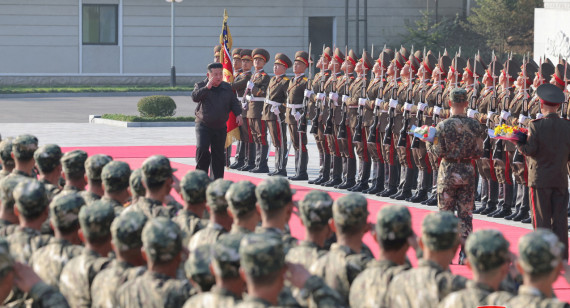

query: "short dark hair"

left=379, top=237, right=408, bottom=252
left=208, top=62, right=223, bottom=71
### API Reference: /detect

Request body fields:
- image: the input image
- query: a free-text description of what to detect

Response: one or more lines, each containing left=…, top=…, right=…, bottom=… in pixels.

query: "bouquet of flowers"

left=409, top=125, right=436, bottom=142
left=488, top=124, right=528, bottom=142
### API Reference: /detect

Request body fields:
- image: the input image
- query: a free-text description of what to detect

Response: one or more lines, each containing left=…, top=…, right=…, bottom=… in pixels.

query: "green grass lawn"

left=0, top=85, right=193, bottom=94
left=102, top=114, right=194, bottom=122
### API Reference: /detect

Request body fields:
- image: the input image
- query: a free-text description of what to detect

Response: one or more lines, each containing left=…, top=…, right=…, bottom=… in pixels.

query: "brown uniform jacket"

left=321, top=72, right=342, bottom=124
left=335, top=72, right=356, bottom=125
left=285, top=74, right=308, bottom=125
left=261, top=75, right=289, bottom=121
left=246, top=70, right=271, bottom=119
left=231, top=71, right=252, bottom=97
left=347, top=75, right=368, bottom=128
left=364, top=77, right=384, bottom=127
left=308, top=70, right=330, bottom=119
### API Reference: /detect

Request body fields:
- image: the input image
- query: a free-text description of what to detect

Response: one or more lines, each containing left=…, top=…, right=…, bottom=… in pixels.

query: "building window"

left=82, top=4, right=118, bottom=45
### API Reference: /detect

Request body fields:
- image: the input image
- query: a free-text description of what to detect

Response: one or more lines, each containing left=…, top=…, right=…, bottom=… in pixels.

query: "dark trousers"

left=195, top=123, right=227, bottom=179
left=530, top=187, right=570, bottom=259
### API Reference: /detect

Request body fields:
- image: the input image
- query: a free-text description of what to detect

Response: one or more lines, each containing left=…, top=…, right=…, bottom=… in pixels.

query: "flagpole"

left=166, top=0, right=182, bottom=87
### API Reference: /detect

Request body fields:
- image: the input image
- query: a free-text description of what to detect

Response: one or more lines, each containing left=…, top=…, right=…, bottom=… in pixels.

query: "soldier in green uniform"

left=226, top=48, right=244, bottom=168
left=33, top=144, right=63, bottom=198
left=0, top=175, right=24, bottom=235
left=9, top=134, right=38, bottom=179
left=91, top=211, right=147, bottom=308
left=100, top=161, right=131, bottom=215
left=0, top=138, right=15, bottom=180
left=60, top=149, right=88, bottom=193
left=173, top=169, right=210, bottom=245
left=225, top=180, right=260, bottom=236
left=80, top=154, right=112, bottom=205
left=232, top=49, right=255, bottom=171
left=185, top=244, right=215, bottom=293
left=213, top=45, right=221, bottom=62
left=262, top=53, right=292, bottom=176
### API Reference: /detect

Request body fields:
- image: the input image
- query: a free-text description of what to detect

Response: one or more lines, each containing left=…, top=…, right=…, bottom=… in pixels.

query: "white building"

left=0, top=0, right=464, bottom=86
left=534, top=0, right=570, bottom=62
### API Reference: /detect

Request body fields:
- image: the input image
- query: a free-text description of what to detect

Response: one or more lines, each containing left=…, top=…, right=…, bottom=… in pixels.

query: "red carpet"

left=81, top=146, right=570, bottom=302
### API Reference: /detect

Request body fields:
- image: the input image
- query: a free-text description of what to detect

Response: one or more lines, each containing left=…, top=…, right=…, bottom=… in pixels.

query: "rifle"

left=411, top=87, right=426, bottom=149
left=482, top=51, right=497, bottom=160
left=383, top=80, right=399, bottom=145
left=298, top=42, right=312, bottom=134
left=337, top=46, right=350, bottom=139
left=469, top=51, right=480, bottom=111
left=397, top=46, right=414, bottom=148
left=353, top=48, right=368, bottom=142
left=310, top=44, right=326, bottom=135
left=513, top=55, right=528, bottom=164
left=323, top=68, right=337, bottom=135
left=492, top=52, right=512, bottom=161
left=562, top=58, right=568, bottom=119
left=368, top=45, right=386, bottom=144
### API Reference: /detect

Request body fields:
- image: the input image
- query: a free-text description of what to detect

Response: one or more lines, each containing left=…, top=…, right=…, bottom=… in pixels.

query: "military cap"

left=520, top=62, right=538, bottom=86
left=294, top=51, right=309, bottom=67
left=377, top=51, right=393, bottom=70
left=322, top=47, right=333, bottom=62
left=240, top=49, right=253, bottom=61
left=101, top=161, right=131, bottom=193
left=502, top=59, right=521, bottom=82
left=426, top=50, right=435, bottom=58
left=443, top=48, right=449, bottom=57
left=450, top=88, right=468, bottom=103
left=213, top=45, right=221, bottom=56
left=385, top=48, right=395, bottom=59
left=438, top=54, right=452, bottom=75
left=333, top=193, right=368, bottom=228
left=360, top=50, right=372, bottom=71
left=536, top=83, right=565, bottom=104
left=226, top=180, right=257, bottom=217
left=34, top=144, right=62, bottom=173
left=78, top=199, right=115, bottom=241
left=375, top=205, right=413, bottom=241
left=12, top=134, right=38, bottom=161
left=465, top=229, right=510, bottom=272
left=252, top=48, right=270, bottom=63
left=538, top=61, right=555, bottom=82
left=545, top=57, right=554, bottom=66
left=299, top=190, right=333, bottom=229
left=422, top=54, right=437, bottom=75
left=111, top=210, right=147, bottom=251
left=142, top=217, right=182, bottom=263
left=518, top=229, right=564, bottom=275
left=528, top=58, right=539, bottom=71
left=129, top=168, right=146, bottom=198
left=347, top=49, right=358, bottom=66
left=186, top=244, right=213, bottom=276
left=274, top=53, right=292, bottom=69
left=421, top=212, right=460, bottom=251
left=486, top=58, right=503, bottom=79
left=0, top=138, right=15, bottom=168
left=206, top=178, right=233, bottom=212
left=141, top=155, right=176, bottom=186
left=413, top=49, right=423, bottom=64
left=13, top=179, right=48, bottom=218
left=554, top=63, right=570, bottom=87
left=465, top=56, right=486, bottom=78
left=451, top=56, right=467, bottom=76
left=240, top=233, right=285, bottom=277
left=231, top=48, right=242, bottom=59
left=212, top=233, right=242, bottom=278
left=0, top=176, right=25, bottom=210
left=61, top=150, right=88, bottom=177
left=180, top=170, right=211, bottom=205
left=255, top=176, right=295, bottom=211
left=393, top=51, right=405, bottom=70
left=0, top=238, right=14, bottom=277
left=85, top=154, right=113, bottom=181
left=409, top=54, right=421, bottom=74
left=400, top=46, right=410, bottom=62
left=50, top=192, right=85, bottom=231
left=333, top=47, right=345, bottom=63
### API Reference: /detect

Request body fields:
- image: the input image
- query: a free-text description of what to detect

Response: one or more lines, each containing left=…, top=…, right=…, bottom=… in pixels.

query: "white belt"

left=287, top=103, right=303, bottom=118
left=286, top=103, right=303, bottom=109
left=264, top=99, right=282, bottom=107
left=249, top=96, right=265, bottom=102
left=347, top=105, right=359, bottom=109
left=237, top=96, right=243, bottom=101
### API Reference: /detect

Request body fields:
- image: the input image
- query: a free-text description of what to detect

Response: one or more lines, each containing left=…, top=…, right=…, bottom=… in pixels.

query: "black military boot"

left=239, top=143, right=257, bottom=171
left=323, top=156, right=342, bottom=187
left=289, top=151, right=308, bottom=181
left=409, top=190, right=428, bottom=203
left=488, top=200, right=505, bottom=217
left=521, top=216, right=532, bottom=224
left=394, top=167, right=414, bottom=200
left=481, top=202, right=497, bottom=215
left=364, top=162, right=384, bottom=194
left=251, top=145, right=269, bottom=173
left=347, top=159, right=364, bottom=192
left=513, top=186, right=530, bottom=221
left=333, top=157, right=348, bottom=188
left=505, top=205, right=520, bottom=220
left=308, top=152, right=324, bottom=184
left=351, top=161, right=371, bottom=192
left=426, top=194, right=438, bottom=206
left=337, top=158, right=357, bottom=189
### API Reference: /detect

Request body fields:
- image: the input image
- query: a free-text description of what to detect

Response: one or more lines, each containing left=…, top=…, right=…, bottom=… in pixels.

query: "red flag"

left=220, top=9, right=240, bottom=148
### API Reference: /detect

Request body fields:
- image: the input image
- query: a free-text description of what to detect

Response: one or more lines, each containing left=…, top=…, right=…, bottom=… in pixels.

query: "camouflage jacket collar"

left=11, top=169, right=32, bottom=178
left=144, top=270, right=176, bottom=282
left=517, top=285, right=554, bottom=299
left=15, top=226, right=42, bottom=236
left=211, top=286, right=241, bottom=300
left=298, top=240, right=321, bottom=250
left=450, top=114, right=468, bottom=119
left=208, top=221, right=225, bottom=231
left=83, top=247, right=103, bottom=258
left=255, top=226, right=284, bottom=236
left=63, top=185, right=81, bottom=192
left=242, top=295, right=273, bottom=307
left=101, top=196, right=123, bottom=208
left=230, top=224, right=251, bottom=235
left=330, top=243, right=358, bottom=255
left=418, top=259, right=448, bottom=273
left=466, top=280, right=495, bottom=294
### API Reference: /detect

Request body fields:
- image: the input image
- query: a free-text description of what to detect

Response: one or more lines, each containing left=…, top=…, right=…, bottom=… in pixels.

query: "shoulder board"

left=261, top=72, right=267, bottom=76
left=245, top=71, right=252, bottom=75
left=303, top=77, right=308, bottom=81
left=283, top=76, right=289, bottom=81
left=350, top=75, right=355, bottom=79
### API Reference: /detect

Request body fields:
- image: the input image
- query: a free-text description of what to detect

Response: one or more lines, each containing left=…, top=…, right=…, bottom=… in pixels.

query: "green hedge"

left=102, top=114, right=194, bottom=122
left=137, top=95, right=177, bottom=117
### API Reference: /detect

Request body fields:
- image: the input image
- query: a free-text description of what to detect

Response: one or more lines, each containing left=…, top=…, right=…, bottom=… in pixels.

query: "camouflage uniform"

left=33, top=144, right=63, bottom=198
left=185, top=244, right=215, bottom=292
left=60, top=150, right=88, bottom=193
left=100, top=160, right=131, bottom=215
left=91, top=211, right=148, bottom=308
left=439, top=229, right=514, bottom=307
left=226, top=180, right=258, bottom=236
left=173, top=170, right=210, bottom=245
left=59, top=200, right=115, bottom=308
left=254, top=176, right=298, bottom=253
left=129, top=168, right=146, bottom=201
left=236, top=233, right=342, bottom=308
left=80, top=154, right=112, bottom=205
left=0, top=175, right=25, bottom=237
left=188, top=178, right=233, bottom=250
left=349, top=205, right=415, bottom=308
left=118, top=217, right=192, bottom=308
left=0, top=238, right=71, bottom=308
left=310, top=193, right=372, bottom=305
left=29, top=192, right=85, bottom=288
left=426, top=88, right=485, bottom=239
left=7, top=180, right=51, bottom=264
left=0, top=138, right=15, bottom=180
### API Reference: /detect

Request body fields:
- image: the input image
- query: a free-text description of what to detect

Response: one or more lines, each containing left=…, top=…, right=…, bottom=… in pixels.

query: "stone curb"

left=89, top=115, right=195, bottom=128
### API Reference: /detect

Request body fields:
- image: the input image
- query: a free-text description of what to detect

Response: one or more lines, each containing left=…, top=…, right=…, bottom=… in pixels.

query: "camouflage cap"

left=0, top=176, right=26, bottom=211
left=142, top=217, right=183, bottom=263
left=212, top=233, right=242, bottom=278
left=299, top=190, right=333, bottom=228
left=0, top=138, right=15, bottom=167
left=85, top=154, right=113, bottom=181
left=111, top=211, right=148, bottom=251
left=129, top=168, right=146, bottom=198
left=518, top=229, right=564, bottom=275
left=186, top=244, right=213, bottom=276
left=12, top=134, right=38, bottom=161
left=0, top=238, right=14, bottom=277
left=61, top=150, right=88, bottom=176
left=78, top=199, right=115, bottom=241
left=375, top=205, right=413, bottom=241
left=255, top=176, right=295, bottom=211
left=13, top=179, right=48, bottom=218
left=466, top=229, right=510, bottom=272
left=34, top=144, right=63, bottom=173
left=101, top=161, right=131, bottom=193
left=206, top=178, right=233, bottom=212
left=226, top=181, right=257, bottom=217
left=450, top=88, right=468, bottom=103
left=240, top=233, right=285, bottom=277
left=333, top=193, right=369, bottom=228
left=421, top=212, right=460, bottom=251
left=180, top=170, right=211, bottom=204
left=49, top=192, right=86, bottom=231
left=141, top=155, right=177, bottom=186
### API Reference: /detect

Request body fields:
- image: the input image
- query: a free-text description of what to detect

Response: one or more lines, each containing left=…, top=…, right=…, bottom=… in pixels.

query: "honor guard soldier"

left=225, top=48, right=244, bottom=167
left=262, top=53, right=292, bottom=176
left=286, top=51, right=310, bottom=181
left=232, top=49, right=255, bottom=171
left=245, top=48, right=271, bottom=173
left=213, top=45, right=222, bottom=63
left=308, top=47, right=332, bottom=185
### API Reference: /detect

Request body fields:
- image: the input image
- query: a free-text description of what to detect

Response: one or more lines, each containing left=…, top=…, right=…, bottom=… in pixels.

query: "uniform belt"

left=347, top=105, right=359, bottom=109
left=249, top=97, right=265, bottom=102
left=264, top=99, right=282, bottom=107
left=442, top=158, right=472, bottom=164
left=286, top=103, right=303, bottom=109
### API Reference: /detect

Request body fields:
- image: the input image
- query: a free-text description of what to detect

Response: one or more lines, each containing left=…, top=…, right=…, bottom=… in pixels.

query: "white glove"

left=536, top=113, right=544, bottom=119
left=271, top=106, right=280, bottom=116
left=316, top=93, right=326, bottom=101
left=246, top=81, right=255, bottom=90
left=487, top=110, right=495, bottom=118
left=246, top=95, right=252, bottom=102
left=375, top=98, right=384, bottom=107
left=294, top=111, right=302, bottom=122
left=304, top=89, right=314, bottom=98
left=467, top=109, right=479, bottom=118
left=418, top=103, right=428, bottom=112
left=500, top=110, right=511, bottom=121
left=341, top=95, right=349, bottom=103
left=433, top=106, right=442, bottom=116
left=518, top=114, right=529, bottom=124
left=404, top=103, right=413, bottom=111
left=329, top=92, right=339, bottom=102
left=241, top=102, right=248, bottom=109
left=358, top=98, right=367, bottom=106
left=389, top=99, right=399, bottom=109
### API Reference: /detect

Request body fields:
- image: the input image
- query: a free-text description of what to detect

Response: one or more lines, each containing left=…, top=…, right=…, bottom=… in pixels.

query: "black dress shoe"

left=521, top=217, right=532, bottom=224
left=271, top=171, right=287, bottom=177
left=379, top=188, right=397, bottom=197
left=409, top=191, right=428, bottom=203
left=504, top=205, right=520, bottom=220
left=229, top=161, right=244, bottom=169
left=492, top=207, right=512, bottom=218
left=426, top=196, right=438, bottom=206
left=323, top=178, right=342, bottom=187
left=336, top=180, right=356, bottom=190
left=473, top=203, right=487, bottom=214
left=308, top=175, right=322, bottom=184
left=480, top=205, right=497, bottom=215
left=406, top=191, right=419, bottom=202
left=350, top=182, right=369, bottom=192
left=394, top=190, right=412, bottom=200
left=513, top=209, right=529, bottom=221
left=289, top=174, right=308, bottom=181
left=239, top=164, right=255, bottom=171
left=389, top=190, right=402, bottom=199
left=250, top=166, right=269, bottom=173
